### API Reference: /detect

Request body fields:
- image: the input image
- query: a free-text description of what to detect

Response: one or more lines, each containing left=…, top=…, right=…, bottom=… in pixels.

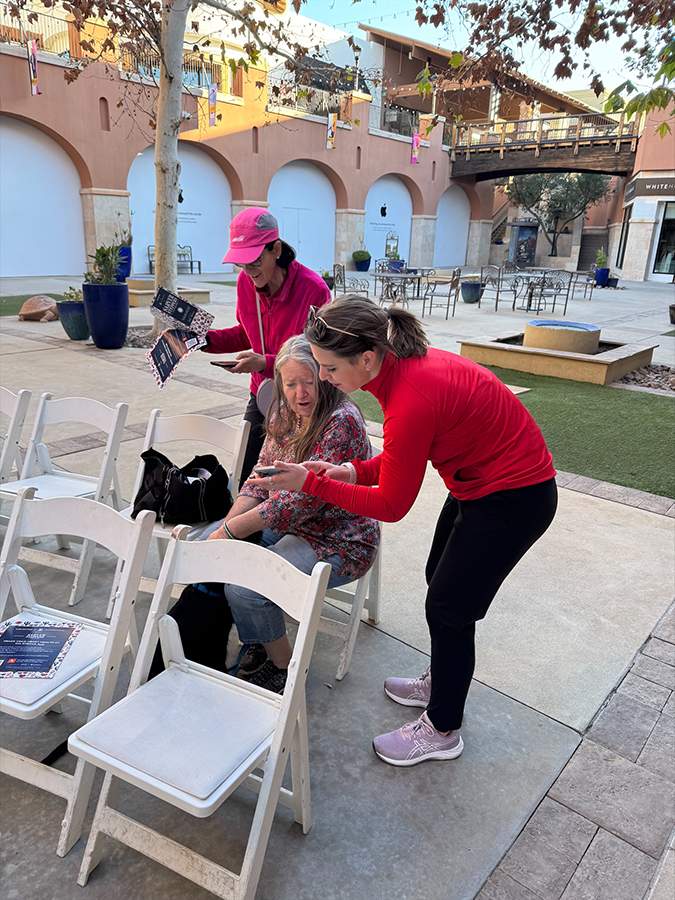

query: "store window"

left=616, top=204, right=631, bottom=268
left=653, top=202, right=675, bottom=275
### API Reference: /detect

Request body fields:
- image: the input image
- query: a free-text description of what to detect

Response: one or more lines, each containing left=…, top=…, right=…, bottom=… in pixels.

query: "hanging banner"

left=326, top=112, right=337, bottom=150
left=208, top=83, right=217, bottom=126
left=27, top=39, right=41, bottom=96
left=338, top=93, right=353, bottom=123
left=410, top=130, right=420, bottom=164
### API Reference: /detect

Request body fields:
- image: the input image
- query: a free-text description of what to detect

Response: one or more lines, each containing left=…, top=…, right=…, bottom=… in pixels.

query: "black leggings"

left=240, top=393, right=266, bottom=489
left=425, top=478, right=558, bottom=731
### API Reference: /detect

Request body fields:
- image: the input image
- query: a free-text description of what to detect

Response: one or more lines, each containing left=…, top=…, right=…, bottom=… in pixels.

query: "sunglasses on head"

left=307, top=306, right=358, bottom=339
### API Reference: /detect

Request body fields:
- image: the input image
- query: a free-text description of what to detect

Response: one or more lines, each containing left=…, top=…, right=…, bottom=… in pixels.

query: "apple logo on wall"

left=380, top=204, right=387, bottom=217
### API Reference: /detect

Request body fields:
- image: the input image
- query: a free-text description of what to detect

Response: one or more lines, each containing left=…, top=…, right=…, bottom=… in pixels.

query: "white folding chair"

left=107, top=409, right=250, bottom=608
left=0, top=386, right=31, bottom=526
left=0, top=386, right=31, bottom=485
left=0, top=490, right=154, bottom=857
left=319, top=544, right=382, bottom=680
left=0, top=393, right=127, bottom=606
left=69, top=533, right=331, bottom=900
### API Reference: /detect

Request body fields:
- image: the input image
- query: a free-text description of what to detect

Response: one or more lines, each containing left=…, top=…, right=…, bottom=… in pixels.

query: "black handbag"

left=131, top=448, right=233, bottom=525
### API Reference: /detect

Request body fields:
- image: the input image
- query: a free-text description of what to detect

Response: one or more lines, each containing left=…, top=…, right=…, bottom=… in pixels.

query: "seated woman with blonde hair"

left=208, top=334, right=380, bottom=693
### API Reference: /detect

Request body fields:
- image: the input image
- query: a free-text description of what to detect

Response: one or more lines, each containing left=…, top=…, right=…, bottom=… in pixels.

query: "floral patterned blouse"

left=240, top=401, right=380, bottom=579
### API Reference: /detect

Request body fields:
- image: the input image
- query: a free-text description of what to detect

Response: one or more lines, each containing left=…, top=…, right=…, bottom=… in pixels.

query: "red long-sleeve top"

left=302, top=349, right=555, bottom=522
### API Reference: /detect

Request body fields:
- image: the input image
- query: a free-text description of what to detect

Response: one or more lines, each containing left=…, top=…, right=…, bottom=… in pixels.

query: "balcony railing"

left=0, top=2, right=79, bottom=58
left=447, top=113, right=639, bottom=158
left=266, top=76, right=343, bottom=116
left=0, top=2, right=239, bottom=96
left=369, top=103, right=420, bottom=138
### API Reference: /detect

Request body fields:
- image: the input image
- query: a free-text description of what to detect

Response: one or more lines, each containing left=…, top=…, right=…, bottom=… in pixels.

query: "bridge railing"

left=447, top=112, right=639, bottom=159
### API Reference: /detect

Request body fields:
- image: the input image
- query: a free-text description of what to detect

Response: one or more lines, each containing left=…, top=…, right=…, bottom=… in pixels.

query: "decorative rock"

left=18, top=295, right=59, bottom=322
left=618, top=364, right=675, bottom=392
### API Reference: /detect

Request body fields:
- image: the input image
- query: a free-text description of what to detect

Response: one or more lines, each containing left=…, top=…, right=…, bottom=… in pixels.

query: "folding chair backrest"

left=0, top=490, right=154, bottom=626
left=131, top=535, right=331, bottom=693
left=0, top=387, right=31, bottom=484
left=132, top=409, right=249, bottom=500
left=20, top=394, right=127, bottom=501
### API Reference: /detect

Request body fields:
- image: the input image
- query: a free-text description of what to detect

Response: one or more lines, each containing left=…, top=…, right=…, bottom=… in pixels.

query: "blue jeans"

left=226, top=529, right=351, bottom=644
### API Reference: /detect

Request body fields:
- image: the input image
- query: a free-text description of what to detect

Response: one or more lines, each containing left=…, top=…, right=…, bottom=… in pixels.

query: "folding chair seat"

left=319, top=544, right=382, bottom=680
left=0, top=386, right=31, bottom=526
left=70, top=532, right=331, bottom=900
left=0, top=490, right=154, bottom=857
left=0, top=393, right=127, bottom=606
left=107, top=409, right=249, bottom=607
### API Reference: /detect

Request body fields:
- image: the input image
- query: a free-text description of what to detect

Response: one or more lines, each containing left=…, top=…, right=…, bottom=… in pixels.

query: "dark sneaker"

left=384, top=666, right=431, bottom=707
left=238, top=643, right=268, bottom=677
left=239, top=659, right=287, bottom=694
left=373, top=711, right=463, bottom=767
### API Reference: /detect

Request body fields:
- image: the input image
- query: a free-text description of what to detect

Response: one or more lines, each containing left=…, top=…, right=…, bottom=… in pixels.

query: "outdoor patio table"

left=377, top=271, right=424, bottom=306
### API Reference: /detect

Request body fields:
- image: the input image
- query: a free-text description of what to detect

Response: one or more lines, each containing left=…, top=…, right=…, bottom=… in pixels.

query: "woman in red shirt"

left=251, top=296, right=557, bottom=767
left=203, top=208, right=330, bottom=484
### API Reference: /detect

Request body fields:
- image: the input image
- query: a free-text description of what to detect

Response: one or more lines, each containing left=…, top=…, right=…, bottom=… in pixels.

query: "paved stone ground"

left=1, top=276, right=673, bottom=898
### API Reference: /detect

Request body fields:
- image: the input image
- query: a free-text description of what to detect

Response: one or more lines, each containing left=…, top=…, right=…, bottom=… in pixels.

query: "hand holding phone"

left=210, top=360, right=238, bottom=370
left=254, top=466, right=282, bottom=477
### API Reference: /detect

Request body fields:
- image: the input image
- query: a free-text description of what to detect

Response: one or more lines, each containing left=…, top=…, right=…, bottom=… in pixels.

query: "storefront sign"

left=624, top=178, right=675, bottom=203
left=326, top=112, right=337, bottom=150
left=27, top=39, right=41, bottom=96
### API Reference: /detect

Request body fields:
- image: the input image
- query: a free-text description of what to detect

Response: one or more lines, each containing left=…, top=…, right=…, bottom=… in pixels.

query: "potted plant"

left=594, top=248, right=610, bottom=287
left=352, top=249, right=371, bottom=272
left=321, top=269, right=335, bottom=290
left=83, top=243, right=129, bottom=349
left=460, top=275, right=483, bottom=303
left=56, top=286, right=90, bottom=341
left=116, top=227, right=133, bottom=281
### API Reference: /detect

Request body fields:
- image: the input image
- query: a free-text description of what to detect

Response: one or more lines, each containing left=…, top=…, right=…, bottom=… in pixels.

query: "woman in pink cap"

left=203, top=207, right=330, bottom=484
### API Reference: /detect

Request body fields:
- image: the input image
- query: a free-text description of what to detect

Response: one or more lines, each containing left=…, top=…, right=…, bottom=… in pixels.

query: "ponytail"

left=305, top=295, right=428, bottom=359
left=386, top=306, right=429, bottom=358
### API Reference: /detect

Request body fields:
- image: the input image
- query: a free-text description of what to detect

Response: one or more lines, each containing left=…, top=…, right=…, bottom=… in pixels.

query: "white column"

left=335, top=209, right=365, bottom=268
left=409, top=215, right=436, bottom=267
left=79, top=188, right=130, bottom=261
left=465, top=220, right=492, bottom=266
left=619, top=199, right=659, bottom=281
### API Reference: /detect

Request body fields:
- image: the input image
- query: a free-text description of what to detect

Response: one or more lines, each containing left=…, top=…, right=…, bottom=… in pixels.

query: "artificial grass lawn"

left=0, top=294, right=63, bottom=316
left=353, top=368, right=675, bottom=498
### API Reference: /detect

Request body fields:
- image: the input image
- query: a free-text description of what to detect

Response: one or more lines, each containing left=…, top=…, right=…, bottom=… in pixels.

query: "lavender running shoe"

left=373, top=711, right=463, bottom=767
left=384, top=666, right=431, bottom=707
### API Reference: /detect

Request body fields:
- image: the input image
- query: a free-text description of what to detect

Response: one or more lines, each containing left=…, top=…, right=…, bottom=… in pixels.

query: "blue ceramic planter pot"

left=83, top=283, right=129, bottom=349
left=116, top=246, right=132, bottom=281
left=594, top=267, right=609, bottom=287
left=354, top=257, right=371, bottom=272
left=388, top=259, right=405, bottom=272
left=461, top=281, right=482, bottom=303
left=57, top=300, right=90, bottom=341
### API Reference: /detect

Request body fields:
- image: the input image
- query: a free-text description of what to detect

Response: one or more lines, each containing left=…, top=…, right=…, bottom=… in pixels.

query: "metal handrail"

left=448, top=112, right=639, bottom=157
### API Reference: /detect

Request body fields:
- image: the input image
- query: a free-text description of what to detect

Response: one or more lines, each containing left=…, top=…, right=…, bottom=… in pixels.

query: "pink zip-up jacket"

left=203, top=260, right=330, bottom=396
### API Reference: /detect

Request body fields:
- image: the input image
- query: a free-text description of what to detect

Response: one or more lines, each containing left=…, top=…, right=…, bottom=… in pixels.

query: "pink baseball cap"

left=222, top=207, right=279, bottom=264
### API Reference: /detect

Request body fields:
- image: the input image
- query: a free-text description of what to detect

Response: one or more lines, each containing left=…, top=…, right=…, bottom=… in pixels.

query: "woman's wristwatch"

left=341, top=462, right=357, bottom=484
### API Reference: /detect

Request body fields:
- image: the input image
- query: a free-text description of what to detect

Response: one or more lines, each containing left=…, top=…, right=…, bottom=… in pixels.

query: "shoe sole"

left=372, top=736, right=464, bottom=767
left=384, top=685, right=429, bottom=708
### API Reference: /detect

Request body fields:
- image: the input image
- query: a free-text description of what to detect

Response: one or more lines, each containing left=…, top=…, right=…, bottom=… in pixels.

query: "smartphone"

left=210, top=360, right=238, bottom=369
left=254, top=466, right=282, bottom=477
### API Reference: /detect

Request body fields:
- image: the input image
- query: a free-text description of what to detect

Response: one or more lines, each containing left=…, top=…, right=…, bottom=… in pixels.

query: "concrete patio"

left=1, top=276, right=673, bottom=899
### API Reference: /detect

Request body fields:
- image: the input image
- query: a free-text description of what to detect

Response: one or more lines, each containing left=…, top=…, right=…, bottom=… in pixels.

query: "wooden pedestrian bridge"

left=447, top=113, right=639, bottom=181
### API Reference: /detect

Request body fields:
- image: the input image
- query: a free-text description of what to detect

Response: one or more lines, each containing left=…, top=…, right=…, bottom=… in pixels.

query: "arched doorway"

left=267, top=161, right=336, bottom=273
left=433, top=185, right=470, bottom=266
left=364, top=176, right=413, bottom=264
left=0, top=117, right=87, bottom=277
left=127, top=143, right=232, bottom=274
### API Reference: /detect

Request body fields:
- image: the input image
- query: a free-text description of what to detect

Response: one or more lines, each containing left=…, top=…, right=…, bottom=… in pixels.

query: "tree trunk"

left=152, top=0, right=190, bottom=335
left=549, top=229, right=559, bottom=256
